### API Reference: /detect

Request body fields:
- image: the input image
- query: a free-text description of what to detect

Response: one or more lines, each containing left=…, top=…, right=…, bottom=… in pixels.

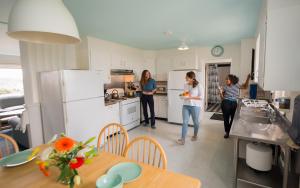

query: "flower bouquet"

left=37, top=134, right=97, bottom=188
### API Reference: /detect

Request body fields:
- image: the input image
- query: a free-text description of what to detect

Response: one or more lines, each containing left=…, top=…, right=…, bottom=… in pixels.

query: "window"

left=0, top=68, right=23, bottom=95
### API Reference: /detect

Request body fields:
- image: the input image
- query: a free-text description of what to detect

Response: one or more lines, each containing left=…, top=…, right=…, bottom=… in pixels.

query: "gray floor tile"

left=128, top=113, right=258, bottom=188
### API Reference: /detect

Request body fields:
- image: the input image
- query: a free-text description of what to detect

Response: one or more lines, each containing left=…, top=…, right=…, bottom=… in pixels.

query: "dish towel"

left=15, top=109, right=29, bottom=133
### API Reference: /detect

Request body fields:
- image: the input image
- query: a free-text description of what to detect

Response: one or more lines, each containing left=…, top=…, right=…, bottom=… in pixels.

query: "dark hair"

left=186, top=71, right=199, bottom=88
left=227, top=74, right=239, bottom=85
left=140, top=70, right=151, bottom=87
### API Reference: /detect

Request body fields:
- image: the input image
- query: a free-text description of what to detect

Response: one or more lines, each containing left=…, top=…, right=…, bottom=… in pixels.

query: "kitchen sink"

left=240, top=107, right=268, bottom=117
left=240, top=115, right=271, bottom=124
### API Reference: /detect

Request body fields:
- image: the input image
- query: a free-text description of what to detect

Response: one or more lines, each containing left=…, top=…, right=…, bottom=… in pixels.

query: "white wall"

left=20, top=42, right=78, bottom=146
left=197, top=44, right=242, bottom=78
left=255, top=0, right=267, bottom=87
left=240, top=38, right=255, bottom=79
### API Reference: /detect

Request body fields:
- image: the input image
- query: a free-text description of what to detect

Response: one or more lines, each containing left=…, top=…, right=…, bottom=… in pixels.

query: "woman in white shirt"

left=177, top=71, right=203, bottom=145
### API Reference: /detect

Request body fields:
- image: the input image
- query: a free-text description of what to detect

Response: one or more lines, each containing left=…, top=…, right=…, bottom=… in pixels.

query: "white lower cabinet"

left=140, top=95, right=168, bottom=121
left=103, top=103, right=120, bottom=125
left=154, top=95, right=168, bottom=119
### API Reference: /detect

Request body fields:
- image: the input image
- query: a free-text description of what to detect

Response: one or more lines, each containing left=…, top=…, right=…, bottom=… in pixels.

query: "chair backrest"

left=97, top=123, right=129, bottom=156
left=0, top=133, right=19, bottom=159
left=124, top=136, right=167, bottom=169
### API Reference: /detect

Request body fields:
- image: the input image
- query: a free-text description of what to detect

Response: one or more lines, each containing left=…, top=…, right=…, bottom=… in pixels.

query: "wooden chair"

left=124, top=136, right=167, bottom=169
left=0, top=133, right=19, bottom=159
left=97, top=123, right=129, bottom=156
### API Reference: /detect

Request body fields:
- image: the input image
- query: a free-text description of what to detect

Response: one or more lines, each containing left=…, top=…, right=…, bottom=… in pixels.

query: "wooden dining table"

left=0, top=150, right=201, bottom=188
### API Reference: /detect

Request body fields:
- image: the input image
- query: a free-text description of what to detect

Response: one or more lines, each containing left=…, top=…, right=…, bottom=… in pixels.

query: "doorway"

left=205, top=63, right=231, bottom=113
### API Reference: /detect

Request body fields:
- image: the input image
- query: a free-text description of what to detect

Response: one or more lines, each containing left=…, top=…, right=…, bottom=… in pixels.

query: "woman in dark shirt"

left=140, top=70, right=157, bottom=129
left=220, top=74, right=250, bottom=138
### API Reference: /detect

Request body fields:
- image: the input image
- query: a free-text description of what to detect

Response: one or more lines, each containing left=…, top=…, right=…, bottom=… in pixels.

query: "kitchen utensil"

left=96, top=174, right=123, bottom=188
left=107, top=162, right=142, bottom=183
left=105, top=92, right=110, bottom=101
left=0, top=149, right=38, bottom=167
left=111, top=89, right=119, bottom=99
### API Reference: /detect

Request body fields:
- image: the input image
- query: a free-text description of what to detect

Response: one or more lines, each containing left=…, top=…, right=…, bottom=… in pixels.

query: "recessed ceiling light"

left=178, top=41, right=189, bottom=51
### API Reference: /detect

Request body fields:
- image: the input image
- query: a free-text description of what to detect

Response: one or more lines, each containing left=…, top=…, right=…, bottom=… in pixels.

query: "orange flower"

left=37, top=161, right=50, bottom=176
left=54, top=137, right=75, bottom=152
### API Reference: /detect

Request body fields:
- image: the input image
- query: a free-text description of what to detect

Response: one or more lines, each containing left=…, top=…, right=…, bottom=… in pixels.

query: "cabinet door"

left=264, top=0, right=300, bottom=91
left=156, top=56, right=173, bottom=81
left=154, top=95, right=159, bottom=117
left=111, top=52, right=123, bottom=69
left=160, top=96, right=168, bottom=118
left=89, top=48, right=111, bottom=83
left=173, top=53, right=197, bottom=70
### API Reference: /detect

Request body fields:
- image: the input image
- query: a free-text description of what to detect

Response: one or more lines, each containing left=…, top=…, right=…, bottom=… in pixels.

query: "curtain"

left=207, top=64, right=220, bottom=104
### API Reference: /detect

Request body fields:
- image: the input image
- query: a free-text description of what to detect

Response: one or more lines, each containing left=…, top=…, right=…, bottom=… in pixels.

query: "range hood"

left=111, top=69, right=134, bottom=75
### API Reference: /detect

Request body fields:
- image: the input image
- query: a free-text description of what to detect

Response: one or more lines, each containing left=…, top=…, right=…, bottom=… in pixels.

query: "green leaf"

left=85, top=148, right=97, bottom=158
left=83, top=137, right=96, bottom=145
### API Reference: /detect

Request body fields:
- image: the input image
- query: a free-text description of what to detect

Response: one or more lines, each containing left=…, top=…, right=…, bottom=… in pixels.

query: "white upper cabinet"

left=155, top=49, right=197, bottom=81
left=257, top=0, right=300, bottom=91
left=172, top=49, right=198, bottom=70
left=156, top=56, right=173, bottom=81
left=111, top=52, right=130, bottom=70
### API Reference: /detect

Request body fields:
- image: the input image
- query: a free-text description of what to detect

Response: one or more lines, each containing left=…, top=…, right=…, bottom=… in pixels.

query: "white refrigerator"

left=167, top=70, right=203, bottom=124
left=39, top=70, right=104, bottom=144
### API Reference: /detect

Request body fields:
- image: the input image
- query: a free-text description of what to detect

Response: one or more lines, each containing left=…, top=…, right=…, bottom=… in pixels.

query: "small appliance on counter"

left=156, top=81, right=167, bottom=95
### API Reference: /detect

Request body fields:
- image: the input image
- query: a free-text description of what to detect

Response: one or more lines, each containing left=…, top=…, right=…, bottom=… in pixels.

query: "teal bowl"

left=96, top=174, right=123, bottom=188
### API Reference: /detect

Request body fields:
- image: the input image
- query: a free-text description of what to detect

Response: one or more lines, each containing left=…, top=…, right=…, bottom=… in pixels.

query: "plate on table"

left=0, top=149, right=37, bottom=167
left=107, top=162, right=142, bottom=183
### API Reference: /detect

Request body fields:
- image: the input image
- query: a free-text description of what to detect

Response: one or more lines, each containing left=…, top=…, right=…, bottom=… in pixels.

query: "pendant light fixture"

left=177, top=41, right=189, bottom=51
left=7, top=0, right=80, bottom=44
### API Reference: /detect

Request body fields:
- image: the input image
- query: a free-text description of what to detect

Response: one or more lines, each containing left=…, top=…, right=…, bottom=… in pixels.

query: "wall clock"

left=211, top=45, right=224, bottom=57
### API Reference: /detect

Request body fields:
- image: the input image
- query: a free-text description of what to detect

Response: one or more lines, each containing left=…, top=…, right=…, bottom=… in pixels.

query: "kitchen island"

left=230, top=99, right=297, bottom=188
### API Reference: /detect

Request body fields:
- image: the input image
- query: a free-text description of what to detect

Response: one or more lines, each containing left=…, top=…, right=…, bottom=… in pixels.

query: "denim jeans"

left=181, top=105, right=200, bottom=140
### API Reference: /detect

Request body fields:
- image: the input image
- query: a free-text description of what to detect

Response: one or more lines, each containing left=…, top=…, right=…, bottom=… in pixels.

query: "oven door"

left=120, top=102, right=140, bottom=125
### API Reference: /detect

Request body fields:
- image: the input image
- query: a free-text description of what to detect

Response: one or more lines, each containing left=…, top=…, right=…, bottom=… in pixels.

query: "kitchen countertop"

left=154, top=93, right=167, bottom=96
left=230, top=100, right=290, bottom=145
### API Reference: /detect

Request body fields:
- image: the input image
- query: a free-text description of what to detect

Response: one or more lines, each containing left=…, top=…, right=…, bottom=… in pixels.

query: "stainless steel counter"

left=230, top=100, right=294, bottom=188
left=230, top=102, right=290, bottom=145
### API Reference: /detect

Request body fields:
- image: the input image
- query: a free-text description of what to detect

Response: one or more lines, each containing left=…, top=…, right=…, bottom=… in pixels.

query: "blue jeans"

left=181, top=105, right=200, bottom=139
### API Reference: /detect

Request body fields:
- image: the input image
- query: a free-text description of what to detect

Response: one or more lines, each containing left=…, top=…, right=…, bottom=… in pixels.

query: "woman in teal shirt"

left=140, top=70, right=157, bottom=129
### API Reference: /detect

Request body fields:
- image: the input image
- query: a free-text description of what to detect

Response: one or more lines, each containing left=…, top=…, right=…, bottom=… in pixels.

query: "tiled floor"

left=128, top=112, right=257, bottom=188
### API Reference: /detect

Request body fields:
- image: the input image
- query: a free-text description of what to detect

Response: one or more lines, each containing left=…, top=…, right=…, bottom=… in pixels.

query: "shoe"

left=176, top=139, right=185, bottom=145
left=143, top=122, right=149, bottom=126
left=224, top=133, right=229, bottom=139
left=151, top=125, right=156, bottom=129
left=191, top=136, right=198, bottom=141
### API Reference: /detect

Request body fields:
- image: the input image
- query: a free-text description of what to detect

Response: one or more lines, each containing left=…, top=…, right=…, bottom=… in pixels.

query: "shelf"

left=237, top=159, right=299, bottom=188
left=237, top=158, right=282, bottom=188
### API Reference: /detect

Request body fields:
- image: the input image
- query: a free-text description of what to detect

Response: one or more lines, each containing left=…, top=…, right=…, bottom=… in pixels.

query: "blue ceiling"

left=64, top=0, right=262, bottom=50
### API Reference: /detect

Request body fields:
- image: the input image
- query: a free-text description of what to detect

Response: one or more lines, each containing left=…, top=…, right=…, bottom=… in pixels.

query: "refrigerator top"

left=168, top=70, right=201, bottom=90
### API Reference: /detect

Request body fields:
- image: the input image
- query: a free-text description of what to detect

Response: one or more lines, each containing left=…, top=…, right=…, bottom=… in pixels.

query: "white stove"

left=120, top=97, right=140, bottom=130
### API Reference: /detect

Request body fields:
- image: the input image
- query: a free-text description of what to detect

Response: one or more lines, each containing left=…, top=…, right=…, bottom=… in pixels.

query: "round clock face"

left=211, top=45, right=224, bottom=57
